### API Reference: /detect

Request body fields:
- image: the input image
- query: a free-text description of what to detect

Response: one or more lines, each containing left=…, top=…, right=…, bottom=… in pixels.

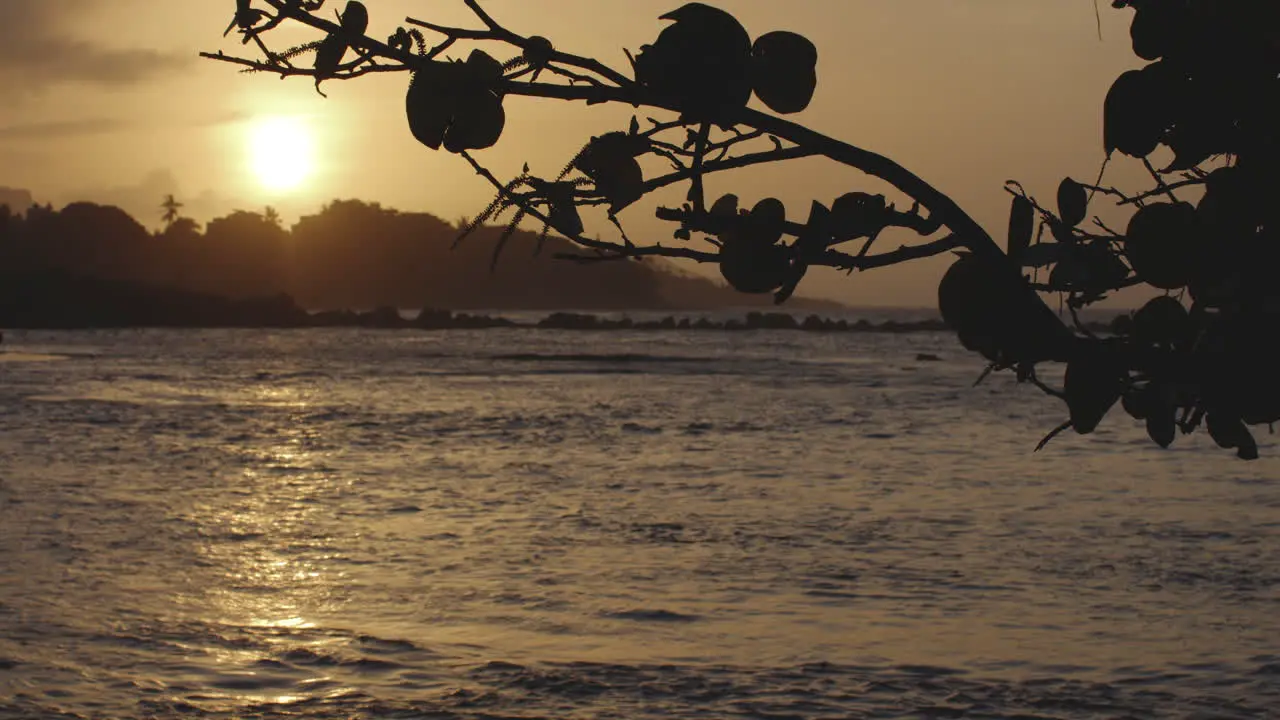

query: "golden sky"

left=0, top=1, right=1157, bottom=307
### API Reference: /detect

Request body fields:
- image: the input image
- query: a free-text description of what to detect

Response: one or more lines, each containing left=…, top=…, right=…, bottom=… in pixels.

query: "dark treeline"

left=0, top=199, right=843, bottom=312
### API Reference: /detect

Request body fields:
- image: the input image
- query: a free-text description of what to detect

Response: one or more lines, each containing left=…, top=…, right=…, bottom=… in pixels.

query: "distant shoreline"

left=0, top=307, right=1119, bottom=335
left=314, top=308, right=957, bottom=333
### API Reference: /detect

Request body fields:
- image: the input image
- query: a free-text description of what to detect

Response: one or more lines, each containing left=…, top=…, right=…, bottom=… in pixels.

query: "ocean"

left=1, top=326, right=1277, bottom=718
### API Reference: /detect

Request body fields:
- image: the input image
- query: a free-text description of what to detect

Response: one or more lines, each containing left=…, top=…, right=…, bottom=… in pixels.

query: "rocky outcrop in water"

left=0, top=270, right=1119, bottom=333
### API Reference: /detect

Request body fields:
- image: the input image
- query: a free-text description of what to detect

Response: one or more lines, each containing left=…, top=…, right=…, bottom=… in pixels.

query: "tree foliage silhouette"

left=2, top=199, right=773, bottom=313
left=204, top=0, right=1278, bottom=459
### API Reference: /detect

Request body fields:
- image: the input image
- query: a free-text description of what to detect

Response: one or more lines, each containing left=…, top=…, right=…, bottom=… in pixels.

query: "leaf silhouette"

left=750, top=31, right=818, bottom=114
left=1145, top=408, right=1177, bottom=448
left=1123, top=201, right=1201, bottom=290
left=742, top=197, right=787, bottom=246
left=828, top=192, right=886, bottom=242
left=405, top=52, right=507, bottom=153
left=406, top=62, right=458, bottom=150
left=1056, top=178, right=1088, bottom=228
left=634, top=3, right=753, bottom=123
left=313, top=1, right=369, bottom=93
left=1103, top=64, right=1173, bottom=158
left=718, top=241, right=790, bottom=294
left=1006, top=194, right=1034, bottom=263
left=1131, top=295, right=1191, bottom=348
left=574, top=132, right=647, bottom=213
left=1064, top=349, right=1125, bottom=434
left=1017, top=242, right=1064, bottom=268
left=709, top=193, right=739, bottom=218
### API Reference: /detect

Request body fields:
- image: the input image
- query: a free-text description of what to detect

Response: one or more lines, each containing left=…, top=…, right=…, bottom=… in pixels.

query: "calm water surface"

left=1, top=328, right=1277, bottom=719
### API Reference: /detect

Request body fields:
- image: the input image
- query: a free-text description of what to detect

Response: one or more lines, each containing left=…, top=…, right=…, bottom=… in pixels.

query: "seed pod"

left=523, top=36, right=555, bottom=69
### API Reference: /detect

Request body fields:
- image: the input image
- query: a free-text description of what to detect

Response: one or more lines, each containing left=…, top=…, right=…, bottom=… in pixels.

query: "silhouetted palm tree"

left=264, top=206, right=282, bottom=227
left=161, top=194, right=184, bottom=228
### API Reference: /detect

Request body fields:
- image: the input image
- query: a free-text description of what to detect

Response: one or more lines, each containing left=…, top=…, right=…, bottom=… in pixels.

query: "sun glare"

left=247, top=116, right=316, bottom=193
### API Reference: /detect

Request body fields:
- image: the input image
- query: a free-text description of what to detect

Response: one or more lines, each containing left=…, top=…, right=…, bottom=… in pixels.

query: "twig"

left=827, top=234, right=964, bottom=272
left=1142, top=157, right=1180, bottom=202
left=1026, top=373, right=1066, bottom=400
left=463, top=0, right=503, bottom=31
left=1115, top=178, right=1206, bottom=206
left=1034, top=420, right=1074, bottom=452
left=1028, top=275, right=1144, bottom=293
left=200, top=51, right=408, bottom=80
left=654, top=204, right=941, bottom=244
left=458, top=151, right=715, bottom=261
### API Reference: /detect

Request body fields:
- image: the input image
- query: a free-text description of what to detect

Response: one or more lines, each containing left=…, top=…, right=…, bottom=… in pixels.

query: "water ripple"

left=1, top=328, right=1278, bottom=718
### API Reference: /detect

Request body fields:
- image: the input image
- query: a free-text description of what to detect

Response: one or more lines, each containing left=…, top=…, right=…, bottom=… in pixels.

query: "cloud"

left=192, top=110, right=254, bottom=128
left=56, top=169, right=246, bottom=229
left=0, top=1, right=190, bottom=94
left=0, top=118, right=128, bottom=142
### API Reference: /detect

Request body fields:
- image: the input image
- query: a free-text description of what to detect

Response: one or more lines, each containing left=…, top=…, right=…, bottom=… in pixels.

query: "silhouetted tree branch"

left=201, top=1, right=1030, bottom=276
left=204, top=0, right=1280, bottom=459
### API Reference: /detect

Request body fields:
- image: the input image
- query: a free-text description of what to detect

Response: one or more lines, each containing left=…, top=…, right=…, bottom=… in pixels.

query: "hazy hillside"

left=0, top=197, right=844, bottom=313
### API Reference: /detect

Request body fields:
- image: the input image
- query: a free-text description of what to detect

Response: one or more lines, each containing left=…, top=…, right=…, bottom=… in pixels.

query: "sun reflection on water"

left=180, top=383, right=357, bottom=706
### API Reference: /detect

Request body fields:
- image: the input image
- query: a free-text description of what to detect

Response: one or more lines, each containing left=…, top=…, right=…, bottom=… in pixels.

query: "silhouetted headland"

left=0, top=198, right=845, bottom=313
left=1, top=198, right=1131, bottom=334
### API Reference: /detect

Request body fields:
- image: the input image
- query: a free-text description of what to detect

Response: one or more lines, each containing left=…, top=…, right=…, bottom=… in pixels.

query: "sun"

left=247, top=115, right=316, bottom=193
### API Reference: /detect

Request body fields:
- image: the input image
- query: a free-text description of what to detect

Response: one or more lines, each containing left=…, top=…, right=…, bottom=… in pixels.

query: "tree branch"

left=208, top=1, right=1075, bottom=360
left=827, top=234, right=964, bottom=271
left=199, top=51, right=407, bottom=79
